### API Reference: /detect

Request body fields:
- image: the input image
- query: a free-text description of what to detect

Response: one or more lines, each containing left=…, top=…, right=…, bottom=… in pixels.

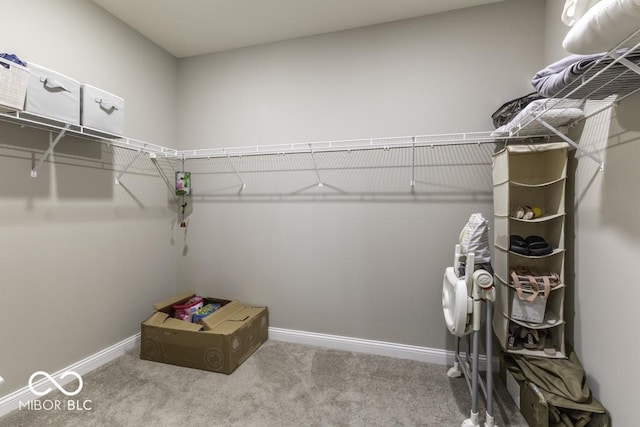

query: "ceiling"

left=91, top=0, right=505, bottom=58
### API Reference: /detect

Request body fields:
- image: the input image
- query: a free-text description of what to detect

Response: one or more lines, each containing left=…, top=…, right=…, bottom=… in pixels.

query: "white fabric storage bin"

left=81, top=84, right=124, bottom=136
left=25, top=62, right=80, bottom=124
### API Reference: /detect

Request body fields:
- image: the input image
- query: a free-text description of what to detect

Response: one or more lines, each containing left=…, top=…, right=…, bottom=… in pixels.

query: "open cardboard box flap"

left=144, top=311, right=169, bottom=327
left=201, top=301, right=259, bottom=332
left=205, top=307, right=265, bottom=335
left=152, top=290, right=196, bottom=312
left=143, top=311, right=203, bottom=332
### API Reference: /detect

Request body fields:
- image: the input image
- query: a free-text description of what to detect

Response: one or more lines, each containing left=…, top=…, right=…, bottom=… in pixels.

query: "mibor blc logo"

left=19, top=370, right=92, bottom=412
left=29, top=371, right=83, bottom=397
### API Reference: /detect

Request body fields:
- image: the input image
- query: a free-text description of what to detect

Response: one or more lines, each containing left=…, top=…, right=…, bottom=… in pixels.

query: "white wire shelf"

left=9, top=26, right=640, bottom=181
left=183, top=142, right=497, bottom=199
left=0, top=110, right=178, bottom=158
left=3, top=27, right=639, bottom=176
left=0, top=105, right=557, bottom=193
left=175, top=131, right=550, bottom=160
left=510, top=27, right=640, bottom=170
left=1, top=109, right=555, bottom=163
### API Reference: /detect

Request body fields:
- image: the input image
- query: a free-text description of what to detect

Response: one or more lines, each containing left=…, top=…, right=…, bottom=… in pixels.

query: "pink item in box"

left=172, top=296, right=203, bottom=322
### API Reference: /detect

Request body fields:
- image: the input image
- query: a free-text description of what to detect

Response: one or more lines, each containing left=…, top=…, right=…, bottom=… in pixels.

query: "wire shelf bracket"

left=150, top=157, right=179, bottom=202
left=410, top=140, right=416, bottom=190
left=226, top=152, right=246, bottom=194
left=535, top=117, right=604, bottom=171
left=30, top=123, right=71, bottom=178
left=115, top=149, right=144, bottom=185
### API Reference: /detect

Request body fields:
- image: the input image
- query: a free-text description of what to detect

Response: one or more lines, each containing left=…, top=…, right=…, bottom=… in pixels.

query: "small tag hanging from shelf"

left=176, top=170, right=191, bottom=228
left=175, top=171, right=191, bottom=196
left=180, top=201, right=188, bottom=228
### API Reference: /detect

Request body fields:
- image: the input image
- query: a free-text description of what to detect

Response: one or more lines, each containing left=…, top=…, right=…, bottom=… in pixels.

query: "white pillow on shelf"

left=491, top=99, right=584, bottom=137
left=563, top=0, right=640, bottom=54
left=562, top=0, right=602, bottom=26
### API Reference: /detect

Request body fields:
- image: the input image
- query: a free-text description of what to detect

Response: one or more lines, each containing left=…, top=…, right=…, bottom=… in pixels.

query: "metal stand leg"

left=461, top=331, right=481, bottom=427
left=484, top=300, right=495, bottom=427
left=448, top=338, right=463, bottom=378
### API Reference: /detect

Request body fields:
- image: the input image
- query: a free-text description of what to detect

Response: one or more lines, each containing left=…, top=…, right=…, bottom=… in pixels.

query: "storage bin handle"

left=95, top=97, right=119, bottom=112
left=40, top=77, right=70, bottom=92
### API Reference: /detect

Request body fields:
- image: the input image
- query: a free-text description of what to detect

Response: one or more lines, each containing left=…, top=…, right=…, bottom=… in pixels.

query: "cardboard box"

left=140, top=291, right=268, bottom=374
left=81, top=84, right=125, bottom=136
left=25, top=62, right=80, bottom=125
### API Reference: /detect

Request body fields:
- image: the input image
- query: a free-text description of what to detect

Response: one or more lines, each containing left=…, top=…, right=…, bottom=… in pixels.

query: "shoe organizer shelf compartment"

left=492, top=142, right=568, bottom=184
left=494, top=275, right=566, bottom=324
left=499, top=321, right=565, bottom=358
left=493, top=179, right=566, bottom=218
left=492, top=143, right=568, bottom=185
left=493, top=273, right=567, bottom=358
left=493, top=249, right=566, bottom=285
left=492, top=142, right=568, bottom=359
left=494, top=215, right=565, bottom=253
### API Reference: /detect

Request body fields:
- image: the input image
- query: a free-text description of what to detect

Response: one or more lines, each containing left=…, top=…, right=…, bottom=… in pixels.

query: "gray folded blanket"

left=532, top=52, right=640, bottom=99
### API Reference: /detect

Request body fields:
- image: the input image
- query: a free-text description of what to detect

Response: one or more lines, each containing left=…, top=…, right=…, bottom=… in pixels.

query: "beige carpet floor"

left=0, top=340, right=528, bottom=426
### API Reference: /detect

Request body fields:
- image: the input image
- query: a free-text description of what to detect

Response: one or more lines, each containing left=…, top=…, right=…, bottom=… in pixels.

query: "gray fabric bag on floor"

left=505, top=348, right=609, bottom=427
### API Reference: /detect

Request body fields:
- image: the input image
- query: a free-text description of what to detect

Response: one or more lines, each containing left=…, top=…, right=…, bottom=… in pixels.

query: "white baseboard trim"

left=268, top=327, right=496, bottom=369
left=0, top=333, right=140, bottom=418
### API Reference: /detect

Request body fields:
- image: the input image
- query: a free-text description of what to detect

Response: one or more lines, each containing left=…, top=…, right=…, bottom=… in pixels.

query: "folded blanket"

left=531, top=52, right=640, bottom=99
left=563, top=0, right=640, bottom=54
left=532, top=53, right=603, bottom=97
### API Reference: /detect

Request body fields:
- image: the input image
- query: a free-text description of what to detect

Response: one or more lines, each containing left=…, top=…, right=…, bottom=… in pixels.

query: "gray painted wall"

left=175, top=0, right=544, bottom=348
left=544, top=1, right=640, bottom=424
left=0, top=0, right=179, bottom=394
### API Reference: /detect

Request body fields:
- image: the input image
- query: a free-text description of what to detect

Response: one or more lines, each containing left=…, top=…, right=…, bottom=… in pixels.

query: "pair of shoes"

left=543, top=332, right=556, bottom=356
left=508, top=323, right=539, bottom=350
left=509, top=325, right=556, bottom=354
left=507, top=323, right=523, bottom=350
left=507, top=324, right=537, bottom=350
left=510, top=235, right=553, bottom=256
left=529, top=330, right=556, bottom=354
left=512, top=205, right=542, bottom=220
left=521, top=328, right=541, bottom=350
left=509, top=326, right=540, bottom=350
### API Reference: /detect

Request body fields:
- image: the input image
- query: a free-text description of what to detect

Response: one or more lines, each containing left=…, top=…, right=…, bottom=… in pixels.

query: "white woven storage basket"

left=0, top=57, right=29, bottom=112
